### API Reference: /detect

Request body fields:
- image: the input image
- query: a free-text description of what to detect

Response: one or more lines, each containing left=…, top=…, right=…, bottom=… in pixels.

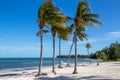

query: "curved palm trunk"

left=52, top=36, right=56, bottom=74
left=73, top=28, right=78, bottom=74
left=37, top=29, right=43, bottom=76
left=87, top=48, right=91, bottom=63
left=58, top=38, right=62, bottom=68
left=67, top=42, right=74, bottom=67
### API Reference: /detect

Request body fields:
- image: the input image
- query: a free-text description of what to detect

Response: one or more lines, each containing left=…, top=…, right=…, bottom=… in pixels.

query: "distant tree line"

left=57, top=41, right=120, bottom=61
left=56, top=54, right=89, bottom=58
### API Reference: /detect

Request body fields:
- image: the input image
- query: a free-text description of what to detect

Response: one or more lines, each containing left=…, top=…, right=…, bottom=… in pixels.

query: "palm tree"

left=72, top=0, right=102, bottom=74
left=37, top=0, right=68, bottom=75
left=86, top=43, right=92, bottom=63
left=48, top=11, right=70, bottom=75
left=37, top=0, right=57, bottom=76
left=51, top=26, right=68, bottom=74
left=96, top=52, right=106, bottom=66
left=57, top=26, right=72, bottom=68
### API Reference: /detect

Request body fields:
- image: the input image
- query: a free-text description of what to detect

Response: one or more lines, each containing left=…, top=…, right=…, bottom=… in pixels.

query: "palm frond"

left=42, top=30, right=49, bottom=33
left=86, top=43, right=92, bottom=48
left=87, top=18, right=103, bottom=25
left=36, top=30, right=49, bottom=36
left=76, top=0, right=91, bottom=18
left=83, top=13, right=100, bottom=18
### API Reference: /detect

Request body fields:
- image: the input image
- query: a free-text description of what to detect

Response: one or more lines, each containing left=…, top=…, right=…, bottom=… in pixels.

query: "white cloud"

left=105, top=31, right=120, bottom=38
left=63, top=31, right=120, bottom=46
left=77, top=39, right=98, bottom=44
left=0, top=31, right=119, bottom=55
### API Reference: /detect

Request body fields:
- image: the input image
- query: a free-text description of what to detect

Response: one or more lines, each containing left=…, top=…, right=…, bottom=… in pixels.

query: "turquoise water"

left=0, top=58, right=96, bottom=73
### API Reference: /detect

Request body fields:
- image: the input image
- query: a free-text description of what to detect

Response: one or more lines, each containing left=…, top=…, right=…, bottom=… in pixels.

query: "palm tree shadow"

left=77, top=76, right=109, bottom=80
left=34, top=75, right=112, bottom=80
left=35, top=76, right=76, bottom=80
left=0, top=73, right=21, bottom=77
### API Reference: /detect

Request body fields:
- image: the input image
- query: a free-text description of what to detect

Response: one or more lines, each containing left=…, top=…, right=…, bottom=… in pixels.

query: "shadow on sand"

left=34, top=75, right=111, bottom=80
left=0, top=73, right=21, bottom=77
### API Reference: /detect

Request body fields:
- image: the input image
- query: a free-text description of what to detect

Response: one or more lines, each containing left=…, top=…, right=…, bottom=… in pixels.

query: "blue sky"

left=0, top=0, right=120, bottom=58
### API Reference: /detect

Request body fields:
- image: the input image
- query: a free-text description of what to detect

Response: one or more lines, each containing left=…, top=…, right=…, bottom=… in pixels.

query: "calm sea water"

left=0, top=58, right=96, bottom=73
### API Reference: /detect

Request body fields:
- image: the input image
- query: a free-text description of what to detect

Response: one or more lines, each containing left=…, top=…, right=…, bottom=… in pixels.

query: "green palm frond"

left=58, top=33, right=69, bottom=40
left=73, top=0, right=103, bottom=41
left=48, top=14, right=69, bottom=24
left=42, top=30, right=49, bottom=33
left=76, top=0, right=91, bottom=18
left=83, top=13, right=100, bottom=18
left=76, top=25, right=88, bottom=40
left=77, top=32, right=88, bottom=41
left=75, top=0, right=103, bottom=27
left=38, top=0, right=57, bottom=21
left=86, top=43, right=92, bottom=48
left=85, top=18, right=103, bottom=25
left=36, top=30, right=49, bottom=36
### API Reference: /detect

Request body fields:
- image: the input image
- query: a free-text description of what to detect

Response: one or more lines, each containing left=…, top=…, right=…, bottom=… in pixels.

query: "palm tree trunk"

left=97, top=59, right=99, bottom=66
left=52, top=36, right=56, bottom=74
left=67, top=42, right=74, bottom=67
left=58, top=38, right=62, bottom=68
left=87, top=49, right=91, bottom=63
left=37, top=29, right=43, bottom=76
left=73, top=28, right=78, bottom=74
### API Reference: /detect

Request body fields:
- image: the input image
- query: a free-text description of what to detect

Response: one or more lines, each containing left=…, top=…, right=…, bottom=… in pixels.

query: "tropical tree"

left=58, top=26, right=73, bottom=68
left=96, top=52, right=106, bottom=66
left=37, top=0, right=69, bottom=75
left=37, top=0, right=59, bottom=76
left=86, top=43, right=92, bottom=63
left=57, top=28, right=69, bottom=68
left=48, top=7, right=70, bottom=75
left=72, top=0, right=102, bottom=74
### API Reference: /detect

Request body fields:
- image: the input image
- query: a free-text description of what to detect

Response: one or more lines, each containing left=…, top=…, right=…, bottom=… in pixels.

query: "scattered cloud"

left=77, top=39, right=98, bottom=44
left=0, top=31, right=119, bottom=54
left=105, top=31, right=120, bottom=38
left=64, top=31, right=120, bottom=46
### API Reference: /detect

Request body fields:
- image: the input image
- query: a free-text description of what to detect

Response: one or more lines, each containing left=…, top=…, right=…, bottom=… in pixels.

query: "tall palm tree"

left=38, top=0, right=68, bottom=75
left=86, top=43, right=92, bottom=63
left=57, top=27, right=72, bottom=68
left=46, top=2, right=71, bottom=73
left=48, top=11, right=70, bottom=75
left=72, top=0, right=102, bottom=74
left=51, top=25, right=67, bottom=74
left=37, top=0, right=57, bottom=76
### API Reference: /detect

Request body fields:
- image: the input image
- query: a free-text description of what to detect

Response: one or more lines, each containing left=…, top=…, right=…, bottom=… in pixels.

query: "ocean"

left=0, top=58, right=96, bottom=73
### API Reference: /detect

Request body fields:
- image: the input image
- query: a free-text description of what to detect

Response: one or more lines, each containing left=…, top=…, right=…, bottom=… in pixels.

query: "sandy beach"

left=0, top=62, right=120, bottom=80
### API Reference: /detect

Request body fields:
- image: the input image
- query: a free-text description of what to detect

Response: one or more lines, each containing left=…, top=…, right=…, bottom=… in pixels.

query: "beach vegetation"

left=86, top=43, right=92, bottom=63
left=72, top=0, right=102, bottom=74
left=91, top=41, right=120, bottom=61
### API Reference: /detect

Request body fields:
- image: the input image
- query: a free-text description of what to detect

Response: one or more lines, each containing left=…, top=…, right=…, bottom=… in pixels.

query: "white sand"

left=0, top=62, right=120, bottom=80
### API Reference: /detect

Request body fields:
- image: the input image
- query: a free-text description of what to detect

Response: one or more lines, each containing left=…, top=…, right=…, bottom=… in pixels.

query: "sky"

left=0, top=0, right=120, bottom=58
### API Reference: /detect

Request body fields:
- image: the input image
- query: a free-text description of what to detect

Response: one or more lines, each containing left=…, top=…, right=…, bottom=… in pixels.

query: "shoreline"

left=0, top=62, right=120, bottom=80
left=0, top=59, right=96, bottom=74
